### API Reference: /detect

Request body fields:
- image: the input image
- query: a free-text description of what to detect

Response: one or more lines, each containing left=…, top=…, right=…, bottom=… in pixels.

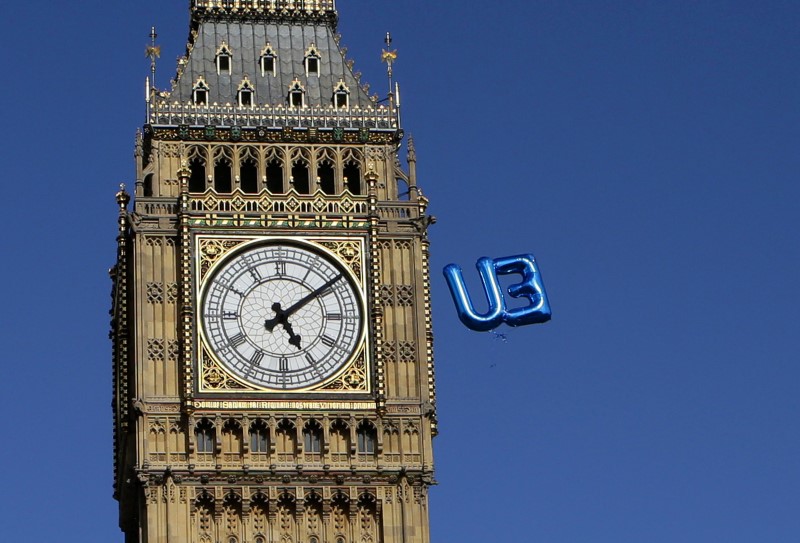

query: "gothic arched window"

left=333, top=80, right=350, bottom=109
left=221, top=419, right=242, bottom=456
left=213, top=147, right=233, bottom=193
left=344, top=160, right=362, bottom=195
left=291, top=161, right=310, bottom=194
left=266, top=158, right=284, bottom=193
left=192, top=77, right=210, bottom=106
left=357, top=421, right=376, bottom=455
left=196, top=419, right=215, bottom=454
left=250, top=420, right=269, bottom=453
left=288, top=78, right=305, bottom=108
left=303, top=421, right=322, bottom=453
left=304, top=44, right=321, bottom=76
left=216, top=42, right=232, bottom=74
left=238, top=77, right=255, bottom=107
left=329, top=419, right=350, bottom=463
left=317, top=161, right=335, bottom=195
left=260, top=44, right=277, bottom=76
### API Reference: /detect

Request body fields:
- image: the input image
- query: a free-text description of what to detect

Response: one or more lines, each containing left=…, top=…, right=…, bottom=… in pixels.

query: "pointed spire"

left=407, top=135, right=417, bottom=189
left=146, top=27, right=160, bottom=89
left=381, top=32, right=398, bottom=97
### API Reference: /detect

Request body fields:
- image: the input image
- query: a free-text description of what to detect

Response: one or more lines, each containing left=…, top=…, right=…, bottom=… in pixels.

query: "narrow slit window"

left=143, top=174, right=154, bottom=197
left=214, top=159, right=232, bottom=193
left=189, top=157, right=206, bottom=192
left=266, top=160, right=284, bottom=193
left=317, top=162, right=335, bottom=194
left=240, top=158, right=258, bottom=193
left=344, top=162, right=362, bottom=195
left=291, top=162, right=310, bottom=194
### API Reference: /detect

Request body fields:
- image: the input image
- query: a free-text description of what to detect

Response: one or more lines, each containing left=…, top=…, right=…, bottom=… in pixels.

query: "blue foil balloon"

left=443, top=254, right=551, bottom=331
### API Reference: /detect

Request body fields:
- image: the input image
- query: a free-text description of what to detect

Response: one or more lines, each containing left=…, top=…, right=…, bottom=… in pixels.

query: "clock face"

left=200, top=240, right=364, bottom=390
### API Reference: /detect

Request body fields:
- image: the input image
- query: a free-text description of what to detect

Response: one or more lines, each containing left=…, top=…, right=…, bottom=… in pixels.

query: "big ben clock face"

left=200, top=239, right=365, bottom=390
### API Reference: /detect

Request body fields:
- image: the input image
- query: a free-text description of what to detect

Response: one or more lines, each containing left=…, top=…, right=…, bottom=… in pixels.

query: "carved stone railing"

left=149, top=102, right=397, bottom=130
left=136, top=192, right=419, bottom=223
left=138, top=198, right=180, bottom=216
left=187, top=190, right=369, bottom=216
left=376, top=203, right=417, bottom=221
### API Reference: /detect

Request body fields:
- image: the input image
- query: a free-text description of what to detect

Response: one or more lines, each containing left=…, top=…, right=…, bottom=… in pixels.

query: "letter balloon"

left=443, top=254, right=551, bottom=331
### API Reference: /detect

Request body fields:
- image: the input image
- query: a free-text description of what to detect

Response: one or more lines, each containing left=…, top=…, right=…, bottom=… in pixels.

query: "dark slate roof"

left=170, top=20, right=375, bottom=109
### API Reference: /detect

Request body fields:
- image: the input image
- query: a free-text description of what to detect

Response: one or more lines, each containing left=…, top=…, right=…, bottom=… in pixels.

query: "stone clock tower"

left=109, top=2, right=436, bottom=542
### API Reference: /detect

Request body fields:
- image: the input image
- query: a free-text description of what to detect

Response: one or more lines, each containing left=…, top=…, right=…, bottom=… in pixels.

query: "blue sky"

left=1, top=1, right=798, bottom=541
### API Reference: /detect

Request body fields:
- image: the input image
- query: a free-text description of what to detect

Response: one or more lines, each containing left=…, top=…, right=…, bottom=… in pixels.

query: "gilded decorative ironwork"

left=198, top=237, right=249, bottom=280
left=195, top=235, right=370, bottom=395
left=189, top=190, right=368, bottom=216
left=200, top=345, right=368, bottom=394
left=320, top=351, right=368, bottom=391
left=318, top=239, right=362, bottom=277
left=201, top=349, right=253, bottom=391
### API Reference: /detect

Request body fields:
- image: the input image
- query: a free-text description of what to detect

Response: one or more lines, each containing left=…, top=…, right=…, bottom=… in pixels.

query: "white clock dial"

left=201, top=241, right=364, bottom=390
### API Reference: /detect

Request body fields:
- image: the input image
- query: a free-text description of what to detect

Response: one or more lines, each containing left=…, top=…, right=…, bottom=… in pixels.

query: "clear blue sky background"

left=1, top=1, right=798, bottom=541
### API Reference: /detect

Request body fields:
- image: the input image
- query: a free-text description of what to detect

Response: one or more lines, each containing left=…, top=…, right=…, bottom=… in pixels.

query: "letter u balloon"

left=443, top=254, right=551, bottom=331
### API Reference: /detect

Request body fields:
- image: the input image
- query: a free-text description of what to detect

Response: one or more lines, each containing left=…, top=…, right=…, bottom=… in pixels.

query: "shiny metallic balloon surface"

left=443, top=254, right=551, bottom=331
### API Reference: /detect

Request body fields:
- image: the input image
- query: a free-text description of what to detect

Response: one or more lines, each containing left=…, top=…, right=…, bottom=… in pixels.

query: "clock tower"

left=109, top=2, right=437, bottom=542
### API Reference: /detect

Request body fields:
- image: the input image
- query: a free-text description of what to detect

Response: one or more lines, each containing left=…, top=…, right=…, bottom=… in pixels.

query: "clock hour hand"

left=264, top=302, right=303, bottom=350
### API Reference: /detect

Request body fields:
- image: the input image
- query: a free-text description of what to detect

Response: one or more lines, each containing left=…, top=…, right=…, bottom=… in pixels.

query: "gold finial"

left=177, top=161, right=191, bottom=184
left=116, top=183, right=130, bottom=209
left=145, top=27, right=160, bottom=92
left=382, top=32, right=399, bottom=114
left=381, top=32, right=398, bottom=88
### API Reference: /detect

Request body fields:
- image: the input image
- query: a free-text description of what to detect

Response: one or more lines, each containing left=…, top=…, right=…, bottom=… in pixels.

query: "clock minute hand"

left=264, top=274, right=343, bottom=333
left=281, top=274, right=343, bottom=319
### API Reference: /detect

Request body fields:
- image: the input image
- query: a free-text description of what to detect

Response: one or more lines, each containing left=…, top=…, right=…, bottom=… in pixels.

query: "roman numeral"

left=275, top=260, right=286, bottom=276
left=223, top=311, right=238, bottom=320
left=320, top=335, right=336, bottom=347
left=230, top=333, right=246, bottom=347
left=320, top=286, right=334, bottom=297
left=250, top=351, right=264, bottom=365
left=304, top=353, right=316, bottom=366
left=227, top=285, right=245, bottom=297
left=327, top=313, right=342, bottom=321
left=279, top=357, right=288, bottom=372
left=248, top=266, right=261, bottom=281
